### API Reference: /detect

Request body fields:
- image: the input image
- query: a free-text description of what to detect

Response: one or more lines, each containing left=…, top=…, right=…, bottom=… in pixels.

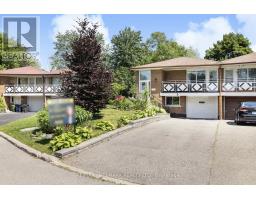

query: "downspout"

left=42, top=75, right=46, bottom=107
left=218, top=64, right=223, bottom=120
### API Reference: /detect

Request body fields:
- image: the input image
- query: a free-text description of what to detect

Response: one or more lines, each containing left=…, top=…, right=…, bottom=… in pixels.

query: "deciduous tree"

left=62, top=18, right=112, bottom=113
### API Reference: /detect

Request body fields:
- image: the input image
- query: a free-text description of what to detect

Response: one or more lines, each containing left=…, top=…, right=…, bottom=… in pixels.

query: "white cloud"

left=174, top=17, right=234, bottom=57
left=236, top=14, right=256, bottom=51
left=51, top=14, right=110, bottom=43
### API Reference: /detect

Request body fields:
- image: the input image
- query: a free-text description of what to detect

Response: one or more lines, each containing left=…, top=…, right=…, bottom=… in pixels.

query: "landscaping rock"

left=20, top=127, right=39, bottom=133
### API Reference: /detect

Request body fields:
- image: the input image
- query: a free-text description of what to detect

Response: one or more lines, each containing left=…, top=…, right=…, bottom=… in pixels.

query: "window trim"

left=165, top=96, right=181, bottom=107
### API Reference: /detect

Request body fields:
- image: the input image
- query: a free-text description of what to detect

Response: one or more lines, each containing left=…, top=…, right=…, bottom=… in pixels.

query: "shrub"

left=37, top=106, right=92, bottom=134
left=75, top=106, right=93, bottom=125
left=0, top=96, right=6, bottom=112
left=49, top=131, right=82, bottom=151
left=75, top=126, right=93, bottom=139
left=110, top=97, right=134, bottom=111
left=37, top=108, right=55, bottom=134
left=117, top=115, right=131, bottom=127
left=95, top=121, right=114, bottom=131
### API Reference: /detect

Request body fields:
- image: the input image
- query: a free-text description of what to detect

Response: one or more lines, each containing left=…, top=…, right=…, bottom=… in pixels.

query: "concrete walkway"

left=0, top=137, right=109, bottom=184
left=63, top=118, right=256, bottom=184
left=0, top=112, right=35, bottom=125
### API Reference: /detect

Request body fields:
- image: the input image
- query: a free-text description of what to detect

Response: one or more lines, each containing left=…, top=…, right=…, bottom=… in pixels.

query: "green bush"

left=75, top=126, right=93, bottom=139
left=49, top=126, right=94, bottom=151
left=37, top=106, right=92, bottom=134
left=117, top=115, right=132, bottom=127
left=95, top=121, right=114, bottom=131
left=0, top=96, right=6, bottom=112
left=75, top=106, right=93, bottom=125
left=110, top=98, right=134, bottom=111
left=37, top=108, right=55, bottom=134
left=49, top=131, right=82, bottom=151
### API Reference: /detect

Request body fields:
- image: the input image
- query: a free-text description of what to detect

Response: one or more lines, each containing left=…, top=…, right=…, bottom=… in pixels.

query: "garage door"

left=187, top=96, right=218, bottom=119
left=28, top=96, right=44, bottom=112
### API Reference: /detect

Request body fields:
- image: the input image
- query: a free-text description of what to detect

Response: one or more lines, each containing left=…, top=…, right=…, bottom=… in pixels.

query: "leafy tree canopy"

left=146, top=32, right=198, bottom=62
left=205, top=32, right=253, bottom=61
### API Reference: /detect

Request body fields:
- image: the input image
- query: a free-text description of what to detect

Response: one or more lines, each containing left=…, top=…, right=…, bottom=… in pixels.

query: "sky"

left=0, top=14, right=256, bottom=70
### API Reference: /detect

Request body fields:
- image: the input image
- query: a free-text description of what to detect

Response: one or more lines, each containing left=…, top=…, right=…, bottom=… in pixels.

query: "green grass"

left=0, top=115, right=52, bottom=154
left=0, top=107, right=136, bottom=154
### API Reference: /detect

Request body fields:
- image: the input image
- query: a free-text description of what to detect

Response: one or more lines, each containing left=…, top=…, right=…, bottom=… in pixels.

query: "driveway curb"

left=0, top=131, right=137, bottom=185
left=55, top=114, right=169, bottom=158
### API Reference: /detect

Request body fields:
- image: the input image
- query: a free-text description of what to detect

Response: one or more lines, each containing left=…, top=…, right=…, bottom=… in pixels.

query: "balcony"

left=161, top=79, right=256, bottom=94
left=4, top=84, right=62, bottom=95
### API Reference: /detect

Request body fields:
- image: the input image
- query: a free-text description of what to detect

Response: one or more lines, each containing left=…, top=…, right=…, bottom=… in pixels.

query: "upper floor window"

left=139, top=70, right=151, bottom=93
left=140, top=70, right=151, bottom=80
left=187, top=71, right=206, bottom=83
left=209, top=70, right=217, bottom=82
left=224, top=69, right=233, bottom=82
left=237, top=68, right=256, bottom=81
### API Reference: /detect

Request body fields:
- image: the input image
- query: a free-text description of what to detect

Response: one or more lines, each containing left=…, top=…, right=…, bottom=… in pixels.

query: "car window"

left=242, top=102, right=256, bottom=107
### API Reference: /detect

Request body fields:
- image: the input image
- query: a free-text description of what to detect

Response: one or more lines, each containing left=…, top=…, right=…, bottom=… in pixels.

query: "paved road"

left=0, top=137, right=109, bottom=184
left=63, top=118, right=256, bottom=184
left=0, top=112, right=35, bottom=125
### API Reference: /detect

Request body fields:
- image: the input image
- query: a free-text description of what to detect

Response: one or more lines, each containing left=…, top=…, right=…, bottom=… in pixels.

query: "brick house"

left=0, top=66, right=62, bottom=112
left=132, top=53, right=256, bottom=120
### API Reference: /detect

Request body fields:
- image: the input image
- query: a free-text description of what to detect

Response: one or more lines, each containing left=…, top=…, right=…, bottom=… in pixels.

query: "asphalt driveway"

left=0, top=112, right=35, bottom=125
left=63, top=118, right=256, bottom=184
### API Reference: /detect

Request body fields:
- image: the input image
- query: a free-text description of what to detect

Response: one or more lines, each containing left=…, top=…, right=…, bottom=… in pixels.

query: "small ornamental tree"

left=62, top=18, right=112, bottom=113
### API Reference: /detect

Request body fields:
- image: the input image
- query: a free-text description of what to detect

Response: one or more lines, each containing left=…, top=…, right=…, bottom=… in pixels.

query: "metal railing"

left=4, top=84, right=62, bottom=94
left=161, top=79, right=256, bottom=93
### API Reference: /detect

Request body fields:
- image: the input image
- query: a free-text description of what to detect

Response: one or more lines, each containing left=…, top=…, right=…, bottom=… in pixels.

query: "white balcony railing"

left=4, top=84, right=62, bottom=94
left=162, top=79, right=256, bottom=93
left=162, top=81, right=219, bottom=93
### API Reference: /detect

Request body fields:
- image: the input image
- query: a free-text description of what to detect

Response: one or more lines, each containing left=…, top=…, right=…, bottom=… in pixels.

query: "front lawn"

left=0, top=115, right=52, bottom=154
left=0, top=107, right=136, bottom=154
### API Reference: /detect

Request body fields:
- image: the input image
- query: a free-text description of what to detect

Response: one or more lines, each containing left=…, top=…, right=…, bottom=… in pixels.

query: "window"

left=140, top=70, right=150, bottom=80
left=187, top=71, right=206, bottom=83
left=166, top=97, right=180, bottom=106
left=139, top=70, right=151, bottom=93
left=237, top=68, right=256, bottom=81
left=237, top=69, right=247, bottom=80
left=224, top=70, right=233, bottom=82
left=18, top=77, right=28, bottom=85
left=209, top=70, right=217, bottom=82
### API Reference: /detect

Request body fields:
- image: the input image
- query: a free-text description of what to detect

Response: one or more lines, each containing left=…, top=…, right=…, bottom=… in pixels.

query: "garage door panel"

left=28, top=97, right=44, bottom=112
left=187, top=96, right=218, bottom=119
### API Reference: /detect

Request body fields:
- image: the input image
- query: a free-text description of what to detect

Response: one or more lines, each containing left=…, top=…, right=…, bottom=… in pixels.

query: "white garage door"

left=28, top=96, right=44, bottom=112
left=186, top=96, right=218, bottom=119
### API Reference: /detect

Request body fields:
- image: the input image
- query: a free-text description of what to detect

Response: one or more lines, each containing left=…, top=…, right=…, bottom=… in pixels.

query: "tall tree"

left=146, top=32, right=198, bottom=62
left=110, top=27, right=148, bottom=97
left=0, top=33, right=38, bottom=70
left=205, top=32, right=253, bottom=61
left=50, top=30, right=78, bottom=69
left=50, top=30, right=108, bottom=69
left=111, top=27, right=147, bottom=68
left=62, top=18, right=112, bottom=113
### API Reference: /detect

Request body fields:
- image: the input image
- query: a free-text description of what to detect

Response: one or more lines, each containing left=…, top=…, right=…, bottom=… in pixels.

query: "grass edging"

left=0, top=131, right=136, bottom=185
left=55, top=114, right=169, bottom=158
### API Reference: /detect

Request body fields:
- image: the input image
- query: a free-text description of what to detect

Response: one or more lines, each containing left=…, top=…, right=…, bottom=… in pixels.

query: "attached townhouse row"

left=132, top=52, right=256, bottom=120
left=0, top=66, right=62, bottom=112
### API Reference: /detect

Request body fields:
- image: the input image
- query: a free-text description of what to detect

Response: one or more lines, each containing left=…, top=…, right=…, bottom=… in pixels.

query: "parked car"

left=235, top=102, right=256, bottom=125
